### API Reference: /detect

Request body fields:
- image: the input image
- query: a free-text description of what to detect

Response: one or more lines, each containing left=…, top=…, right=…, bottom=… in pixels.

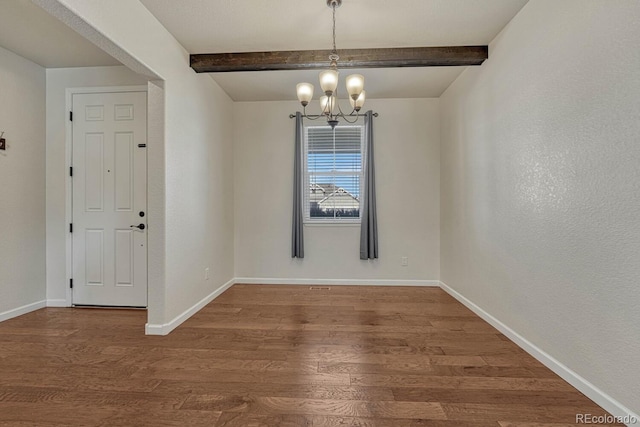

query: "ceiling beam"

left=190, top=46, right=488, bottom=73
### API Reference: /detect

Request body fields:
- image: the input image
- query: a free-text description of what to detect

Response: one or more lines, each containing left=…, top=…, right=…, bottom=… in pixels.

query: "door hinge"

left=69, top=111, right=73, bottom=121
left=69, top=166, right=73, bottom=177
left=70, top=278, right=73, bottom=289
left=69, top=223, right=73, bottom=233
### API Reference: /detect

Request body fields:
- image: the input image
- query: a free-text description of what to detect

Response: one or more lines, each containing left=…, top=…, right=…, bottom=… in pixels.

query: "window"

left=304, top=124, right=364, bottom=223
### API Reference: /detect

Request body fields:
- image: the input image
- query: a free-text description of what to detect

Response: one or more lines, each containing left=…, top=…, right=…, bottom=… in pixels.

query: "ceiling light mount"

left=295, top=0, right=365, bottom=128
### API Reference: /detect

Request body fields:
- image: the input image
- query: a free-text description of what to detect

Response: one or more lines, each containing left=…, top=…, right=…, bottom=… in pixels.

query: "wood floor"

left=0, top=284, right=622, bottom=426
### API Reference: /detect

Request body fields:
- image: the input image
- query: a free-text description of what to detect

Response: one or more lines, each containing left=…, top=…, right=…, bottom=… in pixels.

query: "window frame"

left=302, top=123, right=365, bottom=225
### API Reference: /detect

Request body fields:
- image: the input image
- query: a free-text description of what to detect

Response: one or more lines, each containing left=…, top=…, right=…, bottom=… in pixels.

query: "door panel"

left=85, top=229, right=104, bottom=285
left=114, top=132, right=133, bottom=211
left=114, top=229, right=133, bottom=286
left=84, top=133, right=104, bottom=211
left=72, top=91, right=147, bottom=307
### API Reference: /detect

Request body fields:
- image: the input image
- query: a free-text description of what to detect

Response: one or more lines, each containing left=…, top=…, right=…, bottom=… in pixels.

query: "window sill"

left=304, top=221, right=361, bottom=227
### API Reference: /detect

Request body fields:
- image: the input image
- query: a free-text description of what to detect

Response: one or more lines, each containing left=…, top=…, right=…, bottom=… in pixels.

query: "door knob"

left=130, top=224, right=146, bottom=230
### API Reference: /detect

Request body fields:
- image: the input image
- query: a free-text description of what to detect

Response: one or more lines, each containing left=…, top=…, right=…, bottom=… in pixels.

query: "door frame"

left=64, top=86, right=148, bottom=307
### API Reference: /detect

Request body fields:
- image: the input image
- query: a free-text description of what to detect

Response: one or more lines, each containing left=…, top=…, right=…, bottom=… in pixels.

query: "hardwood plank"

left=131, top=367, right=351, bottom=386
left=498, top=423, right=614, bottom=427
left=0, top=326, right=78, bottom=337
left=0, top=386, right=187, bottom=410
left=256, top=342, right=446, bottom=355
left=0, top=402, right=116, bottom=425
left=310, top=416, right=491, bottom=427
left=482, top=355, right=549, bottom=368
left=392, top=388, right=603, bottom=407
left=154, top=382, right=395, bottom=401
left=351, top=374, right=575, bottom=391
left=319, top=362, right=554, bottom=378
left=292, top=353, right=486, bottom=366
left=183, top=395, right=446, bottom=420
left=0, top=373, right=161, bottom=393
left=215, top=412, right=312, bottom=427
left=0, top=404, right=218, bottom=426
left=498, top=421, right=624, bottom=427
left=190, top=46, right=488, bottom=73
left=100, top=409, right=221, bottom=427
left=148, top=357, right=319, bottom=374
left=443, top=403, right=624, bottom=425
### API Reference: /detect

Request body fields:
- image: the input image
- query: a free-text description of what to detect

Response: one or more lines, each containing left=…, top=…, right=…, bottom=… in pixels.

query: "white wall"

left=440, top=0, right=640, bottom=415
left=234, top=99, right=439, bottom=283
left=45, top=66, right=148, bottom=305
left=43, top=0, right=235, bottom=331
left=0, top=46, right=46, bottom=318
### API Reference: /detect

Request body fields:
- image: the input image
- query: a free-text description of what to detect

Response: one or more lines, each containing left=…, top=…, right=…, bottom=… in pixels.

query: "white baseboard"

left=234, top=277, right=440, bottom=287
left=0, top=300, right=46, bottom=322
left=439, top=281, right=639, bottom=425
left=46, top=299, right=69, bottom=307
left=145, top=278, right=236, bottom=336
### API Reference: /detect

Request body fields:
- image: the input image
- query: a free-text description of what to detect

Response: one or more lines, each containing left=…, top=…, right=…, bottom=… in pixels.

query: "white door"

left=72, top=91, right=147, bottom=307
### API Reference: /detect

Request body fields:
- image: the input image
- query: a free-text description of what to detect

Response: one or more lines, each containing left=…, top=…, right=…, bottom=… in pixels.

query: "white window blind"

left=304, top=124, right=364, bottom=222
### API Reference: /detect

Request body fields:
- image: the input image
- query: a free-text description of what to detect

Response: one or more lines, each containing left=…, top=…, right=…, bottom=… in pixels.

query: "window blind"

left=304, top=125, right=363, bottom=221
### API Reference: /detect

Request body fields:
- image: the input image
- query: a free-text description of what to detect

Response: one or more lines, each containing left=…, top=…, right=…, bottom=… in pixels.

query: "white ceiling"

left=140, top=0, right=529, bottom=101
left=0, top=0, right=529, bottom=101
left=0, top=0, right=120, bottom=68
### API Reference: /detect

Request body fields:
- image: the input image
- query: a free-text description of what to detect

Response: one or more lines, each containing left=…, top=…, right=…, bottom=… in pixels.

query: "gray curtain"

left=360, top=110, right=378, bottom=260
left=292, top=112, right=304, bottom=258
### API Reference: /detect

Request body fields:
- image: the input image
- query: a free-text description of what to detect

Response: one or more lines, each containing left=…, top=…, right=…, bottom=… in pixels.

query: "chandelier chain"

left=332, top=4, right=337, bottom=54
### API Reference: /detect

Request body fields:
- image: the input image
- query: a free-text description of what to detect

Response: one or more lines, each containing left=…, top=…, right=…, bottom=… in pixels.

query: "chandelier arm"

left=303, top=114, right=325, bottom=121
left=288, top=112, right=327, bottom=120
left=337, top=112, right=360, bottom=124
left=304, top=105, right=324, bottom=121
left=334, top=94, right=355, bottom=118
left=289, top=112, right=378, bottom=119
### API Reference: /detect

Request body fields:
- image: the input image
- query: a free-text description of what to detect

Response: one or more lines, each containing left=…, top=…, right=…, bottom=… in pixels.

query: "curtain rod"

left=289, top=112, right=379, bottom=119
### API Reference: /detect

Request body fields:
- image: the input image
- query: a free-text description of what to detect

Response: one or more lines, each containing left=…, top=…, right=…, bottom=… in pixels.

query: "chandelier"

left=295, top=0, right=366, bottom=128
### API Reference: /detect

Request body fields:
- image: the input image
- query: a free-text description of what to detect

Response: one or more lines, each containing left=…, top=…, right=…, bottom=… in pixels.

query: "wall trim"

left=145, top=278, right=235, bottom=336
left=439, top=281, right=639, bottom=425
left=46, top=299, right=69, bottom=308
left=234, top=277, right=440, bottom=287
left=0, top=300, right=46, bottom=322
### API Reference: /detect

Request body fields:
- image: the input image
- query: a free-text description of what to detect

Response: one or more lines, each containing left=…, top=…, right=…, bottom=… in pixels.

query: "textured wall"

left=234, top=99, right=440, bottom=282
left=0, top=46, right=46, bottom=316
left=440, top=0, right=640, bottom=413
left=45, top=66, right=148, bottom=304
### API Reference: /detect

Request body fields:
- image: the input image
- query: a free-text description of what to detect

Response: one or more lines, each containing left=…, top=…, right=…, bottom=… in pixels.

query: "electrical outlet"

left=401, top=256, right=409, bottom=267
left=205, top=268, right=210, bottom=280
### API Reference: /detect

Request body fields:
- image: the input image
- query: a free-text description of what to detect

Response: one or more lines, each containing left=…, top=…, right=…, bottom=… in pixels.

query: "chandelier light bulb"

left=349, top=90, right=366, bottom=111
left=345, top=74, right=365, bottom=100
left=319, top=70, right=339, bottom=96
left=296, top=83, right=314, bottom=106
left=320, top=95, right=336, bottom=115
left=320, top=95, right=329, bottom=114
